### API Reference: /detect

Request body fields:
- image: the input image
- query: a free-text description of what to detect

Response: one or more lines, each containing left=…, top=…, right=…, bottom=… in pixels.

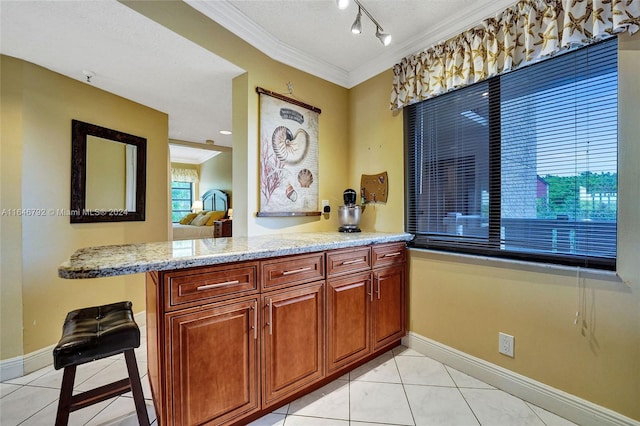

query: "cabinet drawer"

left=327, top=246, right=371, bottom=277
left=165, top=262, right=258, bottom=309
left=261, top=252, right=325, bottom=291
left=371, top=243, right=406, bottom=268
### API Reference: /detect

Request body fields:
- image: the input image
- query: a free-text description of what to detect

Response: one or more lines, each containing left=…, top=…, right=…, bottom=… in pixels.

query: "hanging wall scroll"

left=257, top=87, right=321, bottom=217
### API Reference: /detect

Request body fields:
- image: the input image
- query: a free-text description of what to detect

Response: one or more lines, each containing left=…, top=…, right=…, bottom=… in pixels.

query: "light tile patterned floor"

left=1, top=333, right=576, bottom=426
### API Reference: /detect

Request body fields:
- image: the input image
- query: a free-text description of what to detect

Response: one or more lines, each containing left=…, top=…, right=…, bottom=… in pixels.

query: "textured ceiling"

left=0, top=0, right=243, bottom=149
left=192, top=0, right=515, bottom=87
left=1, top=0, right=516, bottom=163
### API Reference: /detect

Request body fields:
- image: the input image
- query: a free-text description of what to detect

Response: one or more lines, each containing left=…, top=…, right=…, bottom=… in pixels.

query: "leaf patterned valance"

left=391, top=0, right=640, bottom=110
left=171, top=167, right=199, bottom=183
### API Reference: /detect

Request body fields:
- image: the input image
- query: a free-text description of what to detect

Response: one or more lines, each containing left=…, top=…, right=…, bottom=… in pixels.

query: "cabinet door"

left=262, top=282, right=324, bottom=407
left=371, top=265, right=406, bottom=351
left=326, top=272, right=371, bottom=372
left=167, top=297, right=259, bottom=426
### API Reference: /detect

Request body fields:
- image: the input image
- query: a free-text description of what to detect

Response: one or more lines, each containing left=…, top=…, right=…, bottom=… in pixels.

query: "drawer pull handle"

left=196, top=280, right=240, bottom=291
left=341, top=259, right=364, bottom=265
left=282, top=267, right=312, bottom=276
left=383, top=252, right=401, bottom=258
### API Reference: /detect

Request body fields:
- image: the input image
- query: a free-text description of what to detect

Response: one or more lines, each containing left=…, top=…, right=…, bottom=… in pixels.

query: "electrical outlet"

left=498, top=332, right=514, bottom=357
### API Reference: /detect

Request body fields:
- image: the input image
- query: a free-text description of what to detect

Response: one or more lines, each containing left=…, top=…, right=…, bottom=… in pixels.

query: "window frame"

left=404, top=39, right=618, bottom=271
left=171, top=181, right=194, bottom=223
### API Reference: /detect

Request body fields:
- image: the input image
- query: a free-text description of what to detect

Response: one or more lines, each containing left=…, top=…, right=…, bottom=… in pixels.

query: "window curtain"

left=390, top=0, right=639, bottom=110
left=171, top=167, right=199, bottom=183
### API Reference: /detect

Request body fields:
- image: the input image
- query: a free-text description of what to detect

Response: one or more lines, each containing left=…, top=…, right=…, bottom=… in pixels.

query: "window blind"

left=405, top=38, right=618, bottom=270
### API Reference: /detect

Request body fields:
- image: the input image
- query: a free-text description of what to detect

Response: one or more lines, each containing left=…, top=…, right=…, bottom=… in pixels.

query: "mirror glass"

left=71, top=120, right=146, bottom=223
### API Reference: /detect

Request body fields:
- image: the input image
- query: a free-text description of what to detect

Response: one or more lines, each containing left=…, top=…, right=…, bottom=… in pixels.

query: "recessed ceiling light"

left=219, top=130, right=232, bottom=135
left=336, top=0, right=349, bottom=10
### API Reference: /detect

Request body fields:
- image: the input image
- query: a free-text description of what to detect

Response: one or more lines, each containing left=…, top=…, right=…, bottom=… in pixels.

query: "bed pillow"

left=190, top=211, right=214, bottom=226
left=178, top=212, right=199, bottom=225
left=205, top=211, right=227, bottom=226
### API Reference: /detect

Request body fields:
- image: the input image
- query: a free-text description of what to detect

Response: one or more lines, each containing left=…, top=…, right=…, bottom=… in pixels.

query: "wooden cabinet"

left=326, top=243, right=406, bottom=372
left=167, top=296, right=259, bottom=425
left=147, top=262, right=260, bottom=426
left=147, top=242, right=406, bottom=426
left=261, top=252, right=324, bottom=292
left=326, top=271, right=371, bottom=372
left=371, top=264, right=406, bottom=350
left=261, top=281, right=324, bottom=407
left=163, top=262, right=258, bottom=309
left=214, top=219, right=232, bottom=238
left=326, top=246, right=370, bottom=277
left=371, top=244, right=407, bottom=350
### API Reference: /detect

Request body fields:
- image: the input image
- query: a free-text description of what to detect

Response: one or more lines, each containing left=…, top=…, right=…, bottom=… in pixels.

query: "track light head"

left=351, top=7, right=362, bottom=34
left=376, top=27, right=392, bottom=46
left=336, top=0, right=349, bottom=10
left=338, top=0, right=391, bottom=47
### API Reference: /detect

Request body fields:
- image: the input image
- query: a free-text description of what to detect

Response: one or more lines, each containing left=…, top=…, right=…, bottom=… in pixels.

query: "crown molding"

left=186, top=0, right=518, bottom=89
left=185, top=0, right=351, bottom=88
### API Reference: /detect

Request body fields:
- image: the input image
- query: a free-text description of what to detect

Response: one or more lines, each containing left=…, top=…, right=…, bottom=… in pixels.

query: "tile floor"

left=1, top=329, right=576, bottom=426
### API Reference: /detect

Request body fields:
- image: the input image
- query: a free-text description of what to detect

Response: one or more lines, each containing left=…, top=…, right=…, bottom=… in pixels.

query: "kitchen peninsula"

left=60, top=232, right=412, bottom=426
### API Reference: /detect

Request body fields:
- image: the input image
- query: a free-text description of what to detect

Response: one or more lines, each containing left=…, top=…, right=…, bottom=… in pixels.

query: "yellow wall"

left=199, top=152, right=232, bottom=200
left=2, top=1, right=637, bottom=420
left=349, top=70, right=404, bottom=233
left=0, top=56, right=168, bottom=361
left=1, top=56, right=25, bottom=360
left=124, top=0, right=350, bottom=237
left=349, top=34, right=640, bottom=420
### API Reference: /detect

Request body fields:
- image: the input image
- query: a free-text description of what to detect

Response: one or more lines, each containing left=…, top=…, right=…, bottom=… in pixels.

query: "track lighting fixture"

left=375, top=27, right=392, bottom=46
left=337, top=0, right=391, bottom=46
left=351, top=7, right=362, bottom=34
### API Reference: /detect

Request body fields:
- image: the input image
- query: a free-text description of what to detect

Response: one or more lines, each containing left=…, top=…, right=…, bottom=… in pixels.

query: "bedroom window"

left=171, top=181, right=193, bottom=223
left=405, top=38, right=618, bottom=270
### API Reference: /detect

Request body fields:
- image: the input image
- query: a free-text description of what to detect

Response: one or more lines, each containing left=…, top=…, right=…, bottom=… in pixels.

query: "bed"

left=172, top=189, right=230, bottom=240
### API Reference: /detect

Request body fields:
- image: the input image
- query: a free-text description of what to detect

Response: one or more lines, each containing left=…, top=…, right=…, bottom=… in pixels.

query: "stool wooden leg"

left=124, top=349, right=150, bottom=426
left=55, top=365, right=76, bottom=426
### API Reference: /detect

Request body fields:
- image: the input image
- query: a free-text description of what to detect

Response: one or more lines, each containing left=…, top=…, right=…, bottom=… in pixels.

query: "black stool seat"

left=52, top=301, right=149, bottom=426
left=53, top=301, right=140, bottom=370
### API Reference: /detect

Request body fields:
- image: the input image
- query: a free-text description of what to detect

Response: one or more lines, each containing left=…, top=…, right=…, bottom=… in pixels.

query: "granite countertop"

left=59, top=232, right=414, bottom=279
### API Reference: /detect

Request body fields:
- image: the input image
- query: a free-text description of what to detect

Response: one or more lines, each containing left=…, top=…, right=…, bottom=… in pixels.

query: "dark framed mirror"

left=70, top=119, right=146, bottom=223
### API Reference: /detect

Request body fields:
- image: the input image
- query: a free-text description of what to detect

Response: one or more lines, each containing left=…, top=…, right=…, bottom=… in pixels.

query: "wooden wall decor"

left=360, top=171, right=388, bottom=203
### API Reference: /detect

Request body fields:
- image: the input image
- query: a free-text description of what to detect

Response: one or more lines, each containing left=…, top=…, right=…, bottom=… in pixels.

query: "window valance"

left=171, top=167, right=199, bottom=183
left=390, top=0, right=639, bottom=110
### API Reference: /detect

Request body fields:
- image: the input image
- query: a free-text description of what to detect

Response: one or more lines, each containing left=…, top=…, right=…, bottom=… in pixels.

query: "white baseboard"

left=0, top=310, right=147, bottom=382
left=0, top=355, right=24, bottom=382
left=403, top=332, right=639, bottom=426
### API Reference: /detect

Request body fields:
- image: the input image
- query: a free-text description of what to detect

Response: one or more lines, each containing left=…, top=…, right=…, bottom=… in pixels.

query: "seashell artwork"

left=285, top=183, right=298, bottom=202
left=272, top=126, right=293, bottom=161
left=297, top=168, right=313, bottom=188
left=272, top=126, right=310, bottom=164
left=258, top=88, right=319, bottom=215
